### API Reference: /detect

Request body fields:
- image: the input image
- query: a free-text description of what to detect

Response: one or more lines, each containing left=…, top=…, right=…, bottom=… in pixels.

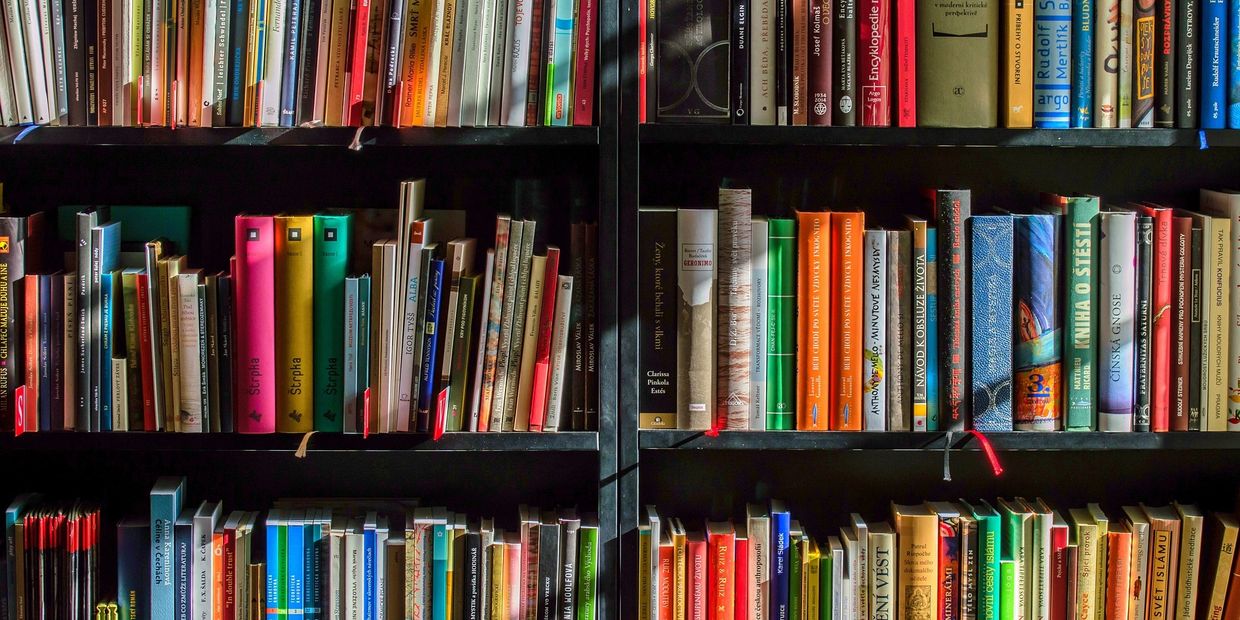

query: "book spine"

left=862, top=230, right=887, bottom=430
left=859, top=0, right=889, bottom=125
left=896, top=513, right=939, bottom=619
left=750, top=0, right=775, bottom=123
left=796, top=212, right=829, bottom=431
left=1033, top=0, right=1072, bottom=127
left=502, top=227, right=537, bottom=428
left=791, top=0, right=808, bottom=124
left=75, top=213, right=94, bottom=431
left=1013, top=214, right=1063, bottom=431
left=122, top=273, right=143, bottom=429
left=523, top=0, right=544, bottom=126
left=1007, top=0, right=1034, bottom=126
left=830, top=212, right=863, bottom=430
left=313, top=215, right=350, bottom=432
left=1135, top=0, right=1156, bottom=125
left=766, top=218, right=796, bottom=430
left=357, top=276, right=371, bottom=429
left=37, top=274, right=50, bottom=432
left=176, top=274, right=203, bottom=431
left=1120, top=0, right=1133, bottom=125
left=1172, top=217, right=1192, bottom=430
left=895, top=0, right=913, bottom=125
left=771, top=511, right=791, bottom=620
left=775, top=0, right=788, bottom=124
left=1071, top=0, right=1093, bottom=126
left=417, top=260, right=444, bottom=423
left=718, top=190, right=753, bottom=429
left=0, top=219, right=23, bottom=430
left=1177, top=0, right=1196, bottom=125
left=545, top=275, right=573, bottom=432
left=275, top=216, right=313, bottom=433
left=1202, top=0, right=1225, bottom=127
left=1204, top=219, right=1228, bottom=430
left=639, top=210, right=678, bottom=428
left=939, top=519, right=960, bottom=620
left=344, top=0, right=370, bottom=124
left=512, top=255, right=545, bottom=431
left=226, top=0, right=249, bottom=124
left=100, top=272, right=113, bottom=430
left=732, top=0, right=750, bottom=123
left=217, top=276, right=233, bottom=432
left=1135, top=215, right=1154, bottom=431
left=807, top=0, right=831, bottom=125
left=1149, top=210, right=1172, bottom=431
left=908, top=221, right=928, bottom=430
left=492, top=222, right=525, bottom=430
left=235, top=216, right=276, bottom=433
left=1155, top=0, right=1176, bottom=125
left=832, top=0, right=855, bottom=126
left=887, top=231, right=911, bottom=431
left=970, top=215, right=1015, bottom=432
left=448, top=275, right=480, bottom=430
left=1065, top=197, right=1100, bottom=431
left=935, top=191, right=969, bottom=431
left=1094, top=0, right=1119, bottom=125
left=1187, top=225, right=1203, bottom=430
left=750, top=220, right=769, bottom=430
left=343, top=278, right=358, bottom=432
left=1099, top=213, right=1137, bottom=432
left=137, top=275, right=157, bottom=429
left=926, top=229, right=939, bottom=430
left=707, top=531, right=734, bottom=620
left=294, top=0, right=322, bottom=124
left=572, top=0, right=596, bottom=125
left=677, top=209, right=718, bottom=430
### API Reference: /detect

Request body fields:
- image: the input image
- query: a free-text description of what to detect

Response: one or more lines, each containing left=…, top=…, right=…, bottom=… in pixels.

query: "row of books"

left=640, top=0, right=1237, bottom=127
left=637, top=499, right=1239, bottom=620
left=2, top=498, right=102, bottom=620
left=637, top=185, right=1240, bottom=432
left=0, top=179, right=600, bottom=434
left=0, top=0, right=598, bottom=128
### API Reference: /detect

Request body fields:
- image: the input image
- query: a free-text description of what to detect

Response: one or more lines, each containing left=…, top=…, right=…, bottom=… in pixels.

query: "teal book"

left=431, top=515, right=450, bottom=620
left=150, top=477, right=184, bottom=620
left=766, top=218, right=796, bottom=430
left=926, top=230, right=939, bottom=430
left=313, top=213, right=353, bottom=432
left=1060, top=196, right=1100, bottom=430
left=966, top=499, right=1002, bottom=620
left=544, top=0, right=576, bottom=126
left=287, top=512, right=305, bottom=617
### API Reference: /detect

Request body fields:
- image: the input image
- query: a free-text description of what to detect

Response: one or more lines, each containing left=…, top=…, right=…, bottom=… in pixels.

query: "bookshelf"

left=0, top=125, right=602, bottom=146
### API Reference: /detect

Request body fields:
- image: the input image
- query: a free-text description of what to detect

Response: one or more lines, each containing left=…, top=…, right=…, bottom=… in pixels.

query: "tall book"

left=1201, top=0, right=1226, bottom=127
left=807, top=0, right=830, bottom=126
left=1201, top=513, right=1237, bottom=618
left=275, top=215, right=314, bottom=433
left=1048, top=196, right=1101, bottom=430
left=893, top=504, right=939, bottom=620
left=639, top=208, right=678, bottom=429
left=313, top=214, right=351, bottom=432
left=1013, top=212, right=1063, bottom=431
left=931, top=189, right=970, bottom=430
left=1139, top=205, right=1173, bottom=432
left=1095, top=0, right=1120, bottom=126
left=1133, top=0, right=1155, bottom=126
left=751, top=218, right=769, bottom=430
left=176, top=271, right=205, bottom=432
left=796, top=211, right=830, bottom=431
left=1198, top=190, right=1240, bottom=430
left=1172, top=216, right=1193, bottom=429
left=1033, top=0, right=1072, bottom=127
left=749, top=0, right=775, bottom=124
left=0, top=217, right=25, bottom=429
left=1176, top=0, right=1197, bottom=127
left=1202, top=215, right=1231, bottom=430
left=677, top=209, right=717, bottom=430
left=1120, top=0, right=1134, bottom=125
left=1135, top=215, right=1155, bottom=431
left=1154, top=0, right=1176, bottom=126
left=766, top=218, right=796, bottom=430
left=860, top=0, right=890, bottom=125
left=731, top=0, right=750, bottom=123
left=830, top=212, right=863, bottom=430
left=150, top=477, right=186, bottom=620
left=75, top=207, right=109, bottom=431
left=1006, top=0, right=1034, bottom=127
left=1173, top=503, right=1203, bottom=619
left=862, top=230, right=887, bottom=430
left=832, top=0, right=856, bottom=125
left=717, top=186, right=752, bottom=429
left=1100, top=211, right=1138, bottom=432
left=970, top=214, right=1014, bottom=431
left=887, top=230, right=912, bottom=430
left=235, top=215, right=276, bottom=433
left=906, top=217, right=930, bottom=430
left=1071, top=0, right=1094, bottom=127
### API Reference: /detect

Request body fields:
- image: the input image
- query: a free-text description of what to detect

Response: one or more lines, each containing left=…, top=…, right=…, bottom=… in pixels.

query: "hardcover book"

left=832, top=0, right=856, bottom=125
left=796, top=212, right=829, bottom=431
left=235, top=215, right=276, bottom=433
left=1201, top=0, right=1225, bottom=127
left=655, top=0, right=729, bottom=123
left=886, top=230, right=912, bottom=430
left=859, top=0, right=890, bottom=125
left=1033, top=0, right=1072, bottom=127
left=751, top=218, right=769, bottom=430
left=1006, top=0, right=1034, bottom=126
left=862, top=230, right=887, bottom=431
left=767, top=218, right=796, bottom=430
left=892, top=504, right=938, bottom=620
left=1198, top=190, right=1240, bottom=431
left=1135, top=215, right=1155, bottom=431
left=1071, top=0, right=1094, bottom=127
left=275, top=215, right=314, bottom=433
left=915, top=0, right=1000, bottom=126
left=717, top=187, right=753, bottom=429
left=906, top=217, right=930, bottom=430
left=830, top=212, right=864, bottom=430
left=930, top=190, right=969, bottom=430
left=313, top=213, right=352, bottom=432
left=1095, top=0, right=1120, bottom=126
left=970, top=215, right=1014, bottom=432
left=1133, top=0, right=1155, bottom=126
left=1013, top=213, right=1063, bottom=431
left=1055, top=196, right=1100, bottom=431
left=677, top=209, right=717, bottom=430
left=1100, top=211, right=1138, bottom=432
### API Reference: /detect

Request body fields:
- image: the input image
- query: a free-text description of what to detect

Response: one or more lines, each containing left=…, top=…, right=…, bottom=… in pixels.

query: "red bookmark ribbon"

left=969, top=430, right=1004, bottom=476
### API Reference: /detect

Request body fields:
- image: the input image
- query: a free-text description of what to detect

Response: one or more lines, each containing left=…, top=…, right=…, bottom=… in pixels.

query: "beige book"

left=176, top=270, right=203, bottom=432
left=1122, top=506, right=1152, bottom=620
left=868, top=522, right=896, bottom=620
left=1173, top=503, right=1204, bottom=619
left=323, top=0, right=352, bottom=125
left=161, top=256, right=186, bottom=431
left=1199, top=190, right=1240, bottom=431
left=433, top=0, right=458, bottom=126
left=1141, top=504, right=1182, bottom=620
left=513, top=255, right=546, bottom=431
left=1070, top=508, right=1100, bottom=620
left=1203, top=216, right=1232, bottom=430
left=112, top=358, right=127, bottom=431
left=1202, top=513, right=1238, bottom=619
left=381, top=241, right=401, bottom=432
left=1089, top=503, right=1111, bottom=620
left=368, top=242, right=390, bottom=433
left=420, top=0, right=446, bottom=125
left=677, top=208, right=718, bottom=430
left=892, top=503, right=939, bottom=620
left=717, top=187, right=753, bottom=429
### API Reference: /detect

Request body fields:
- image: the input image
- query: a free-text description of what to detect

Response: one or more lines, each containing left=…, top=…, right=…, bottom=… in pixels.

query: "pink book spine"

left=572, top=0, right=597, bottom=125
left=345, top=0, right=372, bottom=126
left=896, top=0, right=916, bottom=126
left=528, top=248, right=562, bottom=431
left=235, top=215, right=277, bottom=433
left=505, top=541, right=523, bottom=620
left=861, top=0, right=892, bottom=126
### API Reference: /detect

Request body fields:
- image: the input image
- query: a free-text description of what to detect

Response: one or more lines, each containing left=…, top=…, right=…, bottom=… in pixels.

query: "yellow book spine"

left=674, top=528, right=687, bottom=620
left=492, top=542, right=506, bottom=620
left=243, top=0, right=260, bottom=126
left=187, top=0, right=204, bottom=126
left=276, top=215, right=315, bottom=432
left=638, top=531, right=653, bottom=620
left=1004, top=0, right=1033, bottom=127
left=893, top=508, right=938, bottom=620
left=805, top=541, right=819, bottom=620
left=408, top=0, right=439, bottom=126
left=433, top=0, right=457, bottom=126
left=324, top=0, right=351, bottom=125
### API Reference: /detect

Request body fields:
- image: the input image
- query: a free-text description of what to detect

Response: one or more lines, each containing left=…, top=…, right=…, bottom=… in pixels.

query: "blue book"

left=91, top=222, right=121, bottom=431
left=1204, top=0, right=1228, bottom=127
left=37, top=274, right=51, bottom=432
left=970, top=215, right=1015, bottom=431
left=118, top=517, right=151, bottom=620
left=6, top=494, right=39, bottom=620
left=545, top=0, right=576, bottom=126
left=266, top=509, right=283, bottom=620
left=1071, top=0, right=1094, bottom=126
left=150, top=477, right=185, bottom=620
left=1230, top=0, right=1240, bottom=126
left=770, top=501, right=791, bottom=620
left=100, top=270, right=114, bottom=430
left=174, top=508, right=195, bottom=620
left=306, top=511, right=324, bottom=620
left=431, top=515, right=449, bottom=620
left=364, top=512, right=377, bottom=620
left=226, top=0, right=250, bottom=124
left=417, top=259, right=445, bottom=419
left=926, top=230, right=940, bottom=430
left=287, top=511, right=305, bottom=618
left=279, top=0, right=302, bottom=126
left=1034, top=0, right=1073, bottom=127
left=1013, top=213, right=1063, bottom=431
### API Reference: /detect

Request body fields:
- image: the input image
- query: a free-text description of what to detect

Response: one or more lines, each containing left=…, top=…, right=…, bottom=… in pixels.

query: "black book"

left=776, top=0, right=789, bottom=123
left=75, top=208, right=108, bottom=432
left=1134, top=215, right=1154, bottom=431
left=637, top=208, right=677, bottom=428
left=452, top=520, right=468, bottom=620
left=205, top=276, right=221, bottom=432
left=655, top=0, right=730, bottom=123
left=833, top=0, right=856, bottom=126
left=569, top=223, right=586, bottom=429
left=933, top=190, right=970, bottom=431
left=84, top=0, right=99, bottom=125
left=1187, top=223, right=1203, bottom=430
left=216, top=275, right=235, bottom=432
left=731, top=0, right=750, bottom=123
left=37, top=275, right=53, bottom=432
left=296, top=0, right=324, bottom=125
left=537, top=515, right=562, bottom=620
left=1176, top=0, right=1197, bottom=126
left=583, top=222, right=597, bottom=431
left=1155, top=0, right=1177, bottom=126
left=464, top=530, right=482, bottom=620
left=174, top=508, right=194, bottom=620
left=49, top=275, right=64, bottom=431
left=226, top=0, right=252, bottom=125
left=197, top=283, right=210, bottom=432
left=65, top=0, right=89, bottom=124
left=559, top=515, right=580, bottom=620
left=646, top=0, right=658, bottom=123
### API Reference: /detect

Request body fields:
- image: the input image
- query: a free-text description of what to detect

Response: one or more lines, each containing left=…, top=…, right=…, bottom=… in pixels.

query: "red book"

left=528, top=247, right=562, bottom=431
left=135, top=274, right=157, bottom=431
left=829, top=211, right=865, bottom=430
left=860, top=0, right=892, bottom=126
left=734, top=529, right=749, bottom=620
left=572, top=0, right=597, bottom=125
left=345, top=0, right=373, bottom=125
left=895, top=0, right=916, bottom=125
left=1140, top=205, right=1173, bottom=431
left=1171, top=215, right=1192, bottom=430
left=706, top=522, right=735, bottom=620
left=23, top=276, right=37, bottom=430
left=234, top=215, right=277, bottom=433
left=658, top=537, right=675, bottom=620
left=638, top=5, right=647, bottom=124
left=938, top=518, right=960, bottom=620
left=687, top=531, right=708, bottom=620
left=1049, top=516, right=1070, bottom=620
left=808, top=0, right=833, bottom=126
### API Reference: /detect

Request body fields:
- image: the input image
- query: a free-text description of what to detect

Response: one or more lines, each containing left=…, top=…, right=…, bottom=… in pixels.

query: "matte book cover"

left=313, top=213, right=352, bottom=432
left=766, top=218, right=797, bottom=430
left=677, top=209, right=717, bottom=430
left=1033, top=0, right=1072, bottom=127
left=930, top=189, right=969, bottom=430
left=275, top=215, right=314, bottom=433
left=640, top=209, right=678, bottom=428
left=970, top=215, right=1014, bottom=432
left=717, top=187, right=753, bottom=429
left=656, top=0, right=730, bottom=122
left=829, top=212, right=864, bottom=430
left=1099, top=211, right=1137, bottom=432
left=234, top=215, right=276, bottom=433
left=796, top=212, right=829, bottom=431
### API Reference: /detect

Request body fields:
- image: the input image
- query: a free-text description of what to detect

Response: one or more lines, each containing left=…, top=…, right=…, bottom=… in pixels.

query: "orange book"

left=706, top=522, right=735, bottom=620
left=796, top=211, right=831, bottom=430
left=187, top=0, right=205, bottom=126
left=1108, top=525, right=1134, bottom=620
left=658, top=531, right=674, bottom=620
left=829, top=211, right=865, bottom=430
left=213, top=531, right=225, bottom=614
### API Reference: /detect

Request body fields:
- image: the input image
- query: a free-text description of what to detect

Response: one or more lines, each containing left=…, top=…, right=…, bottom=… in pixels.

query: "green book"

left=120, top=268, right=143, bottom=429
left=278, top=518, right=289, bottom=618
left=576, top=516, right=599, bottom=620
left=999, top=560, right=1016, bottom=620
left=447, top=274, right=481, bottom=431
left=998, top=499, right=1032, bottom=620
left=819, top=554, right=832, bottom=620
left=313, top=213, right=353, bottom=432
left=789, top=527, right=802, bottom=620
left=766, top=218, right=797, bottom=429
left=1062, top=196, right=1100, bottom=430
left=966, top=499, right=1003, bottom=620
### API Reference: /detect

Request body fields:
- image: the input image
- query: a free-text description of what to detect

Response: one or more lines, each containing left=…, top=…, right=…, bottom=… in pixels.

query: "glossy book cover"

left=1013, top=213, right=1063, bottom=430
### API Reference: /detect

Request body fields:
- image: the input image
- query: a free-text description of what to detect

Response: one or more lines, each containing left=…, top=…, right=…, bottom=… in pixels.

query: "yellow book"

left=445, top=515, right=457, bottom=618
left=1004, top=0, right=1033, bottom=127
left=187, top=0, right=204, bottom=126
left=1088, top=503, right=1110, bottom=620
left=1070, top=508, right=1100, bottom=620
left=433, top=0, right=458, bottom=126
left=275, top=215, right=314, bottom=432
left=805, top=538, right=820, bottom=620
left=671, top=518, right=688, bottom=620
left=892, top=503, right=939, bottom=620
left=1206, top=217, right=1232, bottom=430
left=513, top=255, right=547, bottom=431
left=405, top=0, right=438, bottom=125
left=324, top=0, right=352, bottom=125
left=161, top=256, right=186, bottom=431
left=491, top=535, right=507, bottom=620
left=243, top=0, right=261, bottom=126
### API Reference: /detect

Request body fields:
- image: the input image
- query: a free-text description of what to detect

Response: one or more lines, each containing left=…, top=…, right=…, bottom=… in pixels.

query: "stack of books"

left=641, top=0, right=1233, bottom=128
left=638, top=500, right=1240, bottom=620
left=2, top=494, right=102, bottom=620
left=638, top=185, right=1240, bottom=432
left=0, top=0, right=598, bottom=127
left=1, top=178, right=600, bottom=434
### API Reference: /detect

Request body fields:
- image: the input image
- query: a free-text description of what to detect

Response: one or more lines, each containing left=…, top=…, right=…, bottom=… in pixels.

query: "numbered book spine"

left=1013, top=213, right=1063, bottom=431
left=677, top=209, right=718, bottom=430
left=766, top=218, right=796, bottom=430
left=1134, top=215, right=1154, bottom=431
left=862, top=230, right=887, bottom=430
left=1071, top=0, right=1093, bottom=126
left=932, top=190, right=969, bottom=431
left=717, top=188, right=753, bottom=429
left=234, top=215, right=276, bottom=433
left=796, top=212, right=829, bottom=431
left=970, top=215, right=1014, bottom=432
left=1064, top=196, right=1100, bottom=430
left=830, top=212, right=864, bottom=430
left=1202, top=0, right=1226, bottom=127
left=1094, top=0, right=1119, bottom=125
left=313, top=214, right=351, bottom=432
left=1033, top=0, right=1072, bottom=127
left=832, top=0, right=856, bottom=126
left=750, top=218, right=769, bottom=430
left=1100, top=212, right=1137, bottom=432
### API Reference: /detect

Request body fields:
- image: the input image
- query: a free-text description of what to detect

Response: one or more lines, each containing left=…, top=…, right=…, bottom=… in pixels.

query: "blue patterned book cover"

left=926, top=230, right=939, bottom=431
left=1013, top=214, right=1063, bottom=430
left=771, top=502, right=791, bottom=620
left=1034, top=0, right=1073, bottom=127
left=1204, top=0, right=1227, bottom=127
left=970, top=216, right=1015, bottom=431
left=1231, top=0, right=1240, bottom=126
left=287, top=513, right=305, bottom=618
left=1072, top=0, right=1094, bottom=126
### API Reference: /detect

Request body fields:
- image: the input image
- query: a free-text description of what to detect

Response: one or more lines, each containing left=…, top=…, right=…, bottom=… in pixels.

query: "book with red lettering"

left=687, top=530, right=708, bottom=620
left=830, top=211, right=865, bottom=430
left=529, top=247, right=562, bottom=431
left=345, top=0, right=373, bottom=125
left=658, top=530, right=674, bottom=620
left=234, top=215, right=276, bottom=433
left=1106, top=524, right=1133, bottom=619
left=136, top=274, right=158, bottom=431
left=895, top=0, right=915, bottom=125
left=861, top=0, right=892, bottom=126
left=706, top=521, right=735, bottom=620
left=1138, top=204, right=1173, bottom=431
left=572, top=0, right=597, bottom=125
left=930, top=189, right=971, bottom=431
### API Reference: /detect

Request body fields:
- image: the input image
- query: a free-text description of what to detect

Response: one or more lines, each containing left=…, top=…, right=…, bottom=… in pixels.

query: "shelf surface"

left=640, top=125, right=1238, bottom=147
left=0, top=125, right=599, bottom=147
left=639, top=430, right=1240, bottom=450
left=1, top=431, right=599, bottom=452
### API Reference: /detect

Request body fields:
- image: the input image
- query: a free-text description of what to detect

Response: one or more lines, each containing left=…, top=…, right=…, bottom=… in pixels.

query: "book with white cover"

left=750, top=217, right=768, bottom=431
left=468, top=249, right=495, bottom=430
left=260, top=0, right=288, bottom=125
left=1099, top=211, right=1137, bottom=431
left=544, top=275, right=573, bottom=431
left=863, top=230, right=887, bottom=431
left=176, top=272, right=204, bottom=431
left=19, top=0, right=50, bottom=123
left=500, top=0, right=532, bottom=126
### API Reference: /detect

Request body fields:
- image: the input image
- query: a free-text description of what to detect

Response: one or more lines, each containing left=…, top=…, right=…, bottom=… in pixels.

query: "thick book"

left=1100, top=211, right=1138, bottom=432
left=859, top=0, right=890, bottom=125
left=862, top=230, right=887, bottom=430
left=887, top=230, right=912, bottom=430
left=1013, top=213, right=1063, bottom=431
left=830, top=212, right=864, bottom=430
left=893, top=504, right=939, bottom=619
left=655, top=0, right=729, bottom=123
left=438, top=239, right=479, bottom=428
left=832, top=0, right=856, bottom=126
left=75, top=208, right=109, bottom=431
left=1006, top=0, right=1033, bottom=126
left=770, top=502, right=791, bottom=620
left=1197, top=214, right=1229, bottom=430
left=1141, top=504, right=1182, bottom=619
left=767, top=218, right=796, bottom=430
left=151, top=477, right=185, bottom=619
left=1201, top=513, right=1237, bottom=618
left=677, top=209, right=717, bottom=430
left=1095, top=0, right=1120, bottom=126
left=706, top=521, right=735, bottom=620
left=480, top=216, right=513, bottom=430
left=1135, top=215, right=1155, bottom=431
left=930, top=189, right=970, bottom=430
left=794, top=211, right=828, bottom=431
left=1055, top=196, right=1100, bottom=431
left=91, top=223, right=122, bottom=431
left=1173, top=503, right=1203, bottom=619
left=275, top=215, right=314, bottom=433
left=313, top=213, right=352, bottom=432
left=717, top=187, right=753, bottom=429
left=235, top=215, right=276, bottom=433
left=970, top=214, right=1014, bottom=432
left=0, top=217, right=25, bottom=429
left=639, top=208, right=678, bottom=429
left=1033, top=0, right=1072, bottom=127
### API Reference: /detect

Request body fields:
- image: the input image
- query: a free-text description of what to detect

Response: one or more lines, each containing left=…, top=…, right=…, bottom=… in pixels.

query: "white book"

left=1093, top=0, right=1119, bottom=126
left=177, top=272, right=204, bottom=431
left=849, top=515, right=869, bottom=620
left=147, top=0, right=165, bottom=125
left=1118, top=0, right=1133, bottom=126
left=473, top=0, right=495, bottom=125
left=544, top=275, right=574, bottom=432
left=718, top=187, right=753, bottom=429
left=748, top=0, right=775, bottom=125
left=261, top=0, right=288, bottom=125
left=840, top=527, right=860, bottom=620
left=1123, top=507, right=1151, bottom=620
left=445, top=0, right=470, bottom=125
left=457, top=0, right=483, bottom=125
left=192, top=502, right=221, bottom=620
left=1031, top=501, right=1052, bottom=620
left=1199, top=189, right=1240, bottom=431
left=41, top=0, right=63, bottom=123
left=750, top=217, right=768, bottom=431
left=499, top=0, right=531, bottom=126
left=746, top=504, right=770, bottom=620
left=344, top=520, right=364, bottom=620
left=422, top=0, right=446, bottom=125
left=396, top=238, right=427, bottom=431
left=200, top=0, right=220, bottom=126
left=112, top=358, right=128, bottom=430
left=3, top=0, right=33, bottom=123
left=829, top=536, right=845, bottom=620
left=19, top=0, right=48, bottom=123
left=0, top=14, right=16, bottom=125
left=863, top=230, right=887, bottom=430
left=469, top=249, right=496, bottom=430
left=1099, top=211, right=1137, bottom=431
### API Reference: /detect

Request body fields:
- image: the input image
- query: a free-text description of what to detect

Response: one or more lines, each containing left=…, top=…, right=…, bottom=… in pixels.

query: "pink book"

left=234, top=215, right=276, bottom=433
left=505, top=537, right=522, bottom=620
left=896, top=0, right=916, bottom=126
left=528, top=247, right=561, bottom=431
left=572, top=0, right=597, bottom=125
left=345, top=0, right=373, bottom=126
left=861, top=0, right=892, bottom=126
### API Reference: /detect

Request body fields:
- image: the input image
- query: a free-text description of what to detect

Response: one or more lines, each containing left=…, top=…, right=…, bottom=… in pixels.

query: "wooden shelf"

left=1, top=431, right=599, bottom=452
left=639, top=430, right=1240, bottom=451
left=640, top=125, right=1240, bottom=148
left=0, top=126, right=600, bottom=147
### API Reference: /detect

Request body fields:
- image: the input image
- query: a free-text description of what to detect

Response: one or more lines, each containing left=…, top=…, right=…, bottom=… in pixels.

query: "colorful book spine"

left=1063, top=197, right=1100, bottom=431
left=1203, top=0, right=1226, bottom=127
left=970, top=215, right=1015, bottom=432
left=887, top=230, right=912, bottom=430
left=896, top=0, right=915, bottom=125
left=1007, top=0, right=1034, bottom=127
left=544, top=0, right=574, bottom=125
left=717, top=187, right=753, bottom=429
left=417, top=260, right=445, bottom=424
left=833, top=0, right=856, bottom=125
left=1013, top=213, right=1063, bottom=431
left=862, top=230, right=887, bottom=430
left=796, top=212, right=829, bottom=431
left=677, top=209, right=718, bottom=430
left=932, top=190, right=968, bottom=431
left=235, top=215, right=276, bottom=433
left=860, top=0, right=891, bottom=125
left=150, top=477, right=185, bottom=620
left=1071, top=0, right=1094, bottom=126
left=1033, top=0, right=1072, bottom=127
left=312, top=213, right=352, bottom=432
left=1143, top=206, right=1173, bottom=432
left=275, top=215, right=314, bottom=433
left=1135, top=216, right=1155, bottom=431
left=1134, top=0, right=1156, bottom=126
left=907, top=219, right=929, bottom=431
left=1100, top=212, right=1138, bottom=432
left=926, top=229, right=939, bottom=431
left=1095, top=0, right=1120, bottom=126
left=830, top=212, right=864, bottom=430
left=766, top=218, right=796, bottom=430
left=771, top=506, right=791, bottom=620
